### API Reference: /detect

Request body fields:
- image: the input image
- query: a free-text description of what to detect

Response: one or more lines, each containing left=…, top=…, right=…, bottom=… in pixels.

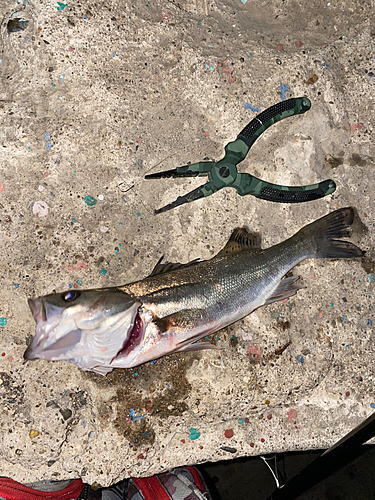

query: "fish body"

left=25, top=208, right=363, bottom=375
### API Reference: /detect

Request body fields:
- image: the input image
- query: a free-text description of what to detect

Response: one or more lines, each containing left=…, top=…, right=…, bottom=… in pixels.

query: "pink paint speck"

left=247, top=344, right=261, bottom=362
left=309, top=273, right=315, bottom=279
left=276, top=44, right=284, bottom=51
left=63, top=261, right=89, bottom=272
left=295, top=41, right=303, bottom=47
left=267, top=414, right=272, bottom=420
left=318, top=309, right=322, bottom=318
left=351, top=123, right=363, bottom=133
left=8, top=356, right=13, bottom=363
left=228, top=76, right=236, bottom=83
left=44, top=172, right=49, bottom=178
left=69, top=46, right=75, bottom=52
left=136, top=137, right=142, bottom=143
left=224, top=429, right=234, bottom=438
left=33, top=200, right=49, bottom=217
left=287, top=409, right=297, bottom=424
left=0, top=183, right=5, bottom=192
left=203, top=131, right=209, bottom=137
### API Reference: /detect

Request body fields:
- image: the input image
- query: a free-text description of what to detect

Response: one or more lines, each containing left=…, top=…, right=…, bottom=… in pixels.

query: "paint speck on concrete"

left=100, top=268, right=107, bottom=275
left=0, top=318, right=7, bottom=326
left=244, top=103, right=259, bottom=113
left=368, top=273, right=375, bottom=283
left=33, top=200, right=49, bottom=217
left=287, top=409, right=297, bottom=424
left=84, top=195, right=97, bottom=206
left=280, top=84, right=290, bottom=101
left=296, top=355, right=304, bottom=363
left=224, top=429, right=234, bottom=438
left=100, top=226, right=109, bottom=233
left=188, top=428, right=200, bottom=440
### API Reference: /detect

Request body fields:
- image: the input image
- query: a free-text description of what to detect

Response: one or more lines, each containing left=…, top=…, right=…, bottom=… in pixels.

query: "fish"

left=24, top=207, right=363, bottom=375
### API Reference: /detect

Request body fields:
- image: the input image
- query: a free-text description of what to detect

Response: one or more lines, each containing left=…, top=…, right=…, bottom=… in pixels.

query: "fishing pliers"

left=145, top=97, right=336, bottom=214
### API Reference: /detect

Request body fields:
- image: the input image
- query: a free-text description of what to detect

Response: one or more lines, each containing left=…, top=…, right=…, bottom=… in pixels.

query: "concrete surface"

left=0, top=0, right=374, bottom=487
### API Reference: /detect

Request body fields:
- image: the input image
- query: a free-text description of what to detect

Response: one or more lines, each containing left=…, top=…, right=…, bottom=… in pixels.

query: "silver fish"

left=25, top=208, right=363, bottom=375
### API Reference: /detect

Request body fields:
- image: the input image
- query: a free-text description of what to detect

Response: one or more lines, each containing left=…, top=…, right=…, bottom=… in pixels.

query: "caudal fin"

left=298, top=207, right=364, bottom=259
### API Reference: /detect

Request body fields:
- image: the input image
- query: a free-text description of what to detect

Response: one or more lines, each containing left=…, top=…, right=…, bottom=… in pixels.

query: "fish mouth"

left=112, top=312, right=144, bottom=363
left=25, top=298, right=82, bottom=361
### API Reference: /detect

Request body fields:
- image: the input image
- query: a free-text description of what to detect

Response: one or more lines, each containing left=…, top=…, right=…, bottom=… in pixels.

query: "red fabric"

left=0, top=478, right=84, bottom=500
left=132, top=477, right=171, bottom=500
left=186, top=467, right=205, bottom=494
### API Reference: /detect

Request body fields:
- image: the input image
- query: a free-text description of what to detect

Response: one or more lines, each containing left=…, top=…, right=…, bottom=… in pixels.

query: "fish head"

left=25, top=288, right=141, bottom=375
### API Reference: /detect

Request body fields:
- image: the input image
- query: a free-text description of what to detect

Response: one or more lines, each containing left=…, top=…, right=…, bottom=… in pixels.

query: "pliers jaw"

left=146, top=97, right=336, bottom=214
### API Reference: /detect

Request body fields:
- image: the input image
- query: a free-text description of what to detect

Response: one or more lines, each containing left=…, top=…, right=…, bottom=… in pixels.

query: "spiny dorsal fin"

left=148, top=255, right=201, bottom=277
left=218, top=227, right=262, bottom=255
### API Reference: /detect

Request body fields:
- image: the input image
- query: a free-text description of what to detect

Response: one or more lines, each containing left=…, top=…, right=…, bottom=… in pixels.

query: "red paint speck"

left=267, top=414, right=272, bottom=420
left=44, top=172, right=49, bottom=178
left=276, top=44, right=284, bottom=51
left=224, top=429, right=234, bottom=439
left=1, top=353, right=5, bottom=357
left=261, top=438, right=265, bottom=443
left=295, top=41, right=303, bottom=47
left=199, top=445, right=203, bottom=449
left=228, top=76, right=236, bottom=83
left=69, top=46, right=75, bottom=52
left=203, top=131, right=209, bottom=137
left=180, top=439, right=185, bottom=444
left=346, top=391, right=350, bottom=397
left=73, top=284, right=78, bottom=289
left=351, top=123, right=363, bottom=133
left=250, top=442, right=255, bottom=447
left=137, top=453, right=145, bottom=459
left=244, top=418, right=250, bottom=424
left=287, top=409, right=297, bottom=424
left=63, top=261, right=89, bottom=272
left=247, top=344, right=261, bottom=362
left=0, top=183, right=5, bottom=192
left=8, top=356, right=13, bottom=363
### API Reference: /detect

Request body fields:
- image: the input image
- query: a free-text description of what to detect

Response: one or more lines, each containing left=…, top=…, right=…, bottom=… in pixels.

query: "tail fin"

left=298, top=207, right=364, bottom=259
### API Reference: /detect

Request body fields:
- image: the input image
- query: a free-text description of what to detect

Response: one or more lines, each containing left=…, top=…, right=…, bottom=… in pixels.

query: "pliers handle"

left=145, top=97, right=336, bottom=214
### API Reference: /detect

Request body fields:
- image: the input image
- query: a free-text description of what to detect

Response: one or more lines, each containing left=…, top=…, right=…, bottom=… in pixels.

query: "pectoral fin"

left=264, top=276, right=305, bottom=305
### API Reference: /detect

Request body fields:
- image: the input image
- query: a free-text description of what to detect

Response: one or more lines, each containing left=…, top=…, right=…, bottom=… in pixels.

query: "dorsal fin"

left=148, top=256, right=201, bottom=277
left=217, top=227, right=262, bottom=256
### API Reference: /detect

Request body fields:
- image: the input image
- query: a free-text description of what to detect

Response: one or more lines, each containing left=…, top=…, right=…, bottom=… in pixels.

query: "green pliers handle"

left=145, top=97, right=336, bottom=214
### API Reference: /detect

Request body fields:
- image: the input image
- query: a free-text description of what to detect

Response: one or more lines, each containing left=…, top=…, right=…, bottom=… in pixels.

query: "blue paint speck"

left=14, top=283, right=19, bottom=289
left=367, top=319, right=373, bottom=326
left=150, top=360, right=157, bottom=365
left=46, top=142, right=53, bottom=151
left=100, top=268, right=107, bottom=275
left=57, top=2, right=68, bottom=10
left=112, top=51, right=116, bottom=57
left=368, top=273, right=375, bottom=283
left=77, top=280, right=82, bottom=285
left=44, top=133, right=50, bottom=141
left=0, top=318, right=7, bottom=326
left=244, top=103, right=259, bottom=113
left=342, top=316, right=347, bottom=324
left=371, top=403, right=375, bottom=409
left=68, top=284, right=73, bottom=288
left=188, top=427, right=200, bottom=440
left=129, top=408, right=144, bottom=422
left=280, top=84, right=290, bottom=101
left=296, top=355, right=304, bottom=363
left=84, top=195, right=97, bottom=206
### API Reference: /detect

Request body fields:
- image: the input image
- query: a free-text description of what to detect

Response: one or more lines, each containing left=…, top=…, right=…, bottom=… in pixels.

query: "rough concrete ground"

left=0, top=0, right=374, bottom=487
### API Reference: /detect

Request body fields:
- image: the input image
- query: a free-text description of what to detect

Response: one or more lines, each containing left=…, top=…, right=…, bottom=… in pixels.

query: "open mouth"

left=112, top=312, right=144, bottom=362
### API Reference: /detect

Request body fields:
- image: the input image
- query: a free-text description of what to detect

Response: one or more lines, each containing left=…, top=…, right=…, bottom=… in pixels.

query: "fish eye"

left=62, top=291, right=80, bottom=302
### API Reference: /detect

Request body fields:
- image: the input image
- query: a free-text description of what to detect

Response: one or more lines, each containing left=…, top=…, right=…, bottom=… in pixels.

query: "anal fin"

left=264, top=276, right=305, bottom=306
